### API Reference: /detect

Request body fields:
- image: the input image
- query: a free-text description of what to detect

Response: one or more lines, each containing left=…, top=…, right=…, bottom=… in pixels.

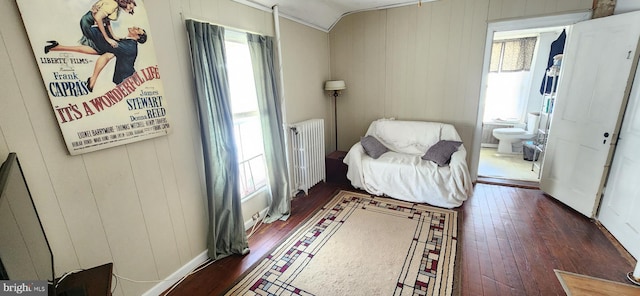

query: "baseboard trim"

left=476, top=176, right=539, bottom=189
left=594, top=220, right=637, bottom=266
left=144, top=207, right=269, bottom=295
left=142, top=250, right=208, bottom=296
left=480, top=143, right=499, bottom=148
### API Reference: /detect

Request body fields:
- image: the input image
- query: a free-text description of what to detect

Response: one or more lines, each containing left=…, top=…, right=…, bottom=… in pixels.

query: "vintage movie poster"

left=16, top=0, right=171, bottom=155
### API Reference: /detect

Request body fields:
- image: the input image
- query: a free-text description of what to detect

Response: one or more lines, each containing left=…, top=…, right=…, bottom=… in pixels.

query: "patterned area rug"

left=226, top=190, right=458, bottom=295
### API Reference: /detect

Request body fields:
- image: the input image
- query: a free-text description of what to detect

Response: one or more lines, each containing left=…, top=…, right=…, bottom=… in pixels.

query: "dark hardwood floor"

left=163, top=182, right=636, bottom=295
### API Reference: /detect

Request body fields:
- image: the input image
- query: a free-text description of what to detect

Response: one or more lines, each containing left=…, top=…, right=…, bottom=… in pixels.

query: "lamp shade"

left=324, top=80, right=346, bottom=91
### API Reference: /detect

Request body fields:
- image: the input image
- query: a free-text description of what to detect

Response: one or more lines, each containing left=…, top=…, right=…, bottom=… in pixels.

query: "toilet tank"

left=527, top=112, right=540, bottom=133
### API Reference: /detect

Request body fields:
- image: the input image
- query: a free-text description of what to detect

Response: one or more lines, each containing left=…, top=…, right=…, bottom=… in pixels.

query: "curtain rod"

left=179, top=12, right=270, bottom=37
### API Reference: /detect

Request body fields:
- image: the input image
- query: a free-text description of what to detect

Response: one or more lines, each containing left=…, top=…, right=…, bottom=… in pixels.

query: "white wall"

left=280, top=18, right=333, bottom=152
left=615, top=0, right=640, bottom=14
left=0, top=1, right=330, bottom=295
left=525, top=31, right=563, bottom=115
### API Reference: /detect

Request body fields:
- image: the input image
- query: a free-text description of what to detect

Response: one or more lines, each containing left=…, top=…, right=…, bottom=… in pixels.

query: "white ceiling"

left=233, top=0, right=431, bottom=32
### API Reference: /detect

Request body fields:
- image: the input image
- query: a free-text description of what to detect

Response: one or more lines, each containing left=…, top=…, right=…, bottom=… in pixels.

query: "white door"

left=598, top=63, right=640, bottom=259
left=540, top=11, right=640, bottom=218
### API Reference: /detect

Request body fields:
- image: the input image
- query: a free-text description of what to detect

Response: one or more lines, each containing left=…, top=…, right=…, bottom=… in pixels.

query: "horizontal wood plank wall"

left=0, top=0, right=330, bottom=295
left=329, top=10, right=388, bottom=151
left=278, top=18, right=333, bottom=154
left=329, top=0, right=592, bottom=153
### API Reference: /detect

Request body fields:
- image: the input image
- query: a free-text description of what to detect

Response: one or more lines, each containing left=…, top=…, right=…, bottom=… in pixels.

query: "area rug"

left=225, top=190, right=458, bottom=295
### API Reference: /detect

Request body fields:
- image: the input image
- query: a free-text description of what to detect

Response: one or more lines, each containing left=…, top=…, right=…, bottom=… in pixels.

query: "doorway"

left=478, top=27, right=564, bottom=182
left=470, top=12, right=592, bottom=183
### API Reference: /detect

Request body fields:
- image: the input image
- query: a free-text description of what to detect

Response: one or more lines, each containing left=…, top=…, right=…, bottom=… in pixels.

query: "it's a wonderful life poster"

left=16, top=0, right=171, bottom=155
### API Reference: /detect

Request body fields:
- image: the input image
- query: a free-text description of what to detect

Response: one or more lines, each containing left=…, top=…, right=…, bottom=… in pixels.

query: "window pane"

left=238, top=162, right=253, bottom=196
left=235, top=117, right=264, bottom=162
left=500, top=37, right=537, bottom=72
left=522, top=37, right=536, bottom=70
left=489, top=43, right=502, bottom=72
left=225, top=41, right=258, bottom=114
left=501, top=40, right=523, bottom=71
left=483, top=71, right=531, bottom=122
left=248, top=156, right=267, bottom=189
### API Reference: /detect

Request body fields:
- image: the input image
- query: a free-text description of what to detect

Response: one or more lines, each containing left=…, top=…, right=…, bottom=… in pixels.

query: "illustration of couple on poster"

left=44, top=0, right=148, bottom=92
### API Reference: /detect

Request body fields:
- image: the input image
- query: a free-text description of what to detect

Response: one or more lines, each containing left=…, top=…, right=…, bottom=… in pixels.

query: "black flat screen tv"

left=0, top=153, right=55, bottom=288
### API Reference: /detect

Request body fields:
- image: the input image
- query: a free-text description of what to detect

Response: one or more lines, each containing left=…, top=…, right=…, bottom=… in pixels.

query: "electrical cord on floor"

left=78, top=215, right=265, bottom=295
left=161, top=215, right=264, bottom=294
left=247, top=214, right=265, bottom=239
left=627, top=272, right=640, bottom=286
left=111, top=273, right=118, bottom=294
left=112, top=258, right=215, bottom=284
left=161, top=259, right=215, bottom=295
left=112, top=273, right=174, bottom=283
left=54, top=261, right=216, bottom=295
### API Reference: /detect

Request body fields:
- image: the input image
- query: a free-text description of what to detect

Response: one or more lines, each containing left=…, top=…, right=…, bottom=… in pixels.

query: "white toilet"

left=492, top=113, right=540, bottom=154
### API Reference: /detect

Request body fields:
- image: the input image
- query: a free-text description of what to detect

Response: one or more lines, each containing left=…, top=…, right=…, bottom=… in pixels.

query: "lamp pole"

left=324, top=80, right=346, bottom=152
left=334, top=91, right=339, bottom=151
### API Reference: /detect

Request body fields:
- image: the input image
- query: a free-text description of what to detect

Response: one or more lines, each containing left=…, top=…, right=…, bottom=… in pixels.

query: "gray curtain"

left=185, top=19, right=249, bottom=260
left=246, top=33, right=291, bottom=223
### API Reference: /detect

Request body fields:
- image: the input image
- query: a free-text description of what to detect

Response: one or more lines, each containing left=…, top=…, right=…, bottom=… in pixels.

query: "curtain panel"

left=246, top=33, right=291, bottom=223
left=185, top=19, right=249, bottom=260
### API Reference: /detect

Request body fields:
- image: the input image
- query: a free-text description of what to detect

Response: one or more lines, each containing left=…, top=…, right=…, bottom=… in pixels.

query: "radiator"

left=289, top=119, right=326, bottom=195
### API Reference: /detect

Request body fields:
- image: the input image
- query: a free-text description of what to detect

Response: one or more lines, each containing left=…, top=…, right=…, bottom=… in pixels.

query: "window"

left=484, top=36, right=538, bottom=122
left=489, top=37, right=537, bottom=72
left=225, top=30, right=267, bottom=199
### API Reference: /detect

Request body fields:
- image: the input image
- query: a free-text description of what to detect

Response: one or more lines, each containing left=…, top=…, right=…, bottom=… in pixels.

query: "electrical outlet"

left=252, top=212, right=260, bottom=221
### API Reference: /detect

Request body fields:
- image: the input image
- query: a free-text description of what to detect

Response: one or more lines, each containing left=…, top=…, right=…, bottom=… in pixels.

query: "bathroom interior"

left=478, top=26, right=566, bottom=183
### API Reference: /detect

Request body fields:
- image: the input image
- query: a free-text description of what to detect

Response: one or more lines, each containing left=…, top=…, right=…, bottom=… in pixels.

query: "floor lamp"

left=324, top=80, right=346, bottom=151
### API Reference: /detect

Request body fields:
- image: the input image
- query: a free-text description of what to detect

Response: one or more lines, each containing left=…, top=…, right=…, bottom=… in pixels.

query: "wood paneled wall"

left=279, top=18, right=333, bottom=153
left=329, top=0, right=592, bottom=153
left=0, top=1, right=330, bottom=295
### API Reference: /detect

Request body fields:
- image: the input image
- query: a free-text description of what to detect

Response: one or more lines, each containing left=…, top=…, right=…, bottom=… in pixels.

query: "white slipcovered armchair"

left=343, top=119, right=473, bottom=208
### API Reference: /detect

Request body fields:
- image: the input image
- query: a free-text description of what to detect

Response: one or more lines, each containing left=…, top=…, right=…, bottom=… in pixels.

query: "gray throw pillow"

left=361, top=136, right=389, bottom=159
left=422, top=140, right=463, bottom=166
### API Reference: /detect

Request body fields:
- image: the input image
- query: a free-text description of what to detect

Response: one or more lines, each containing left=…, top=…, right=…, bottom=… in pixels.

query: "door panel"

left=561, top=32, right=597, bottom=123
left=598, top=62, right=640, bottom=259
left=540, top=11, right=640, bottom=218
